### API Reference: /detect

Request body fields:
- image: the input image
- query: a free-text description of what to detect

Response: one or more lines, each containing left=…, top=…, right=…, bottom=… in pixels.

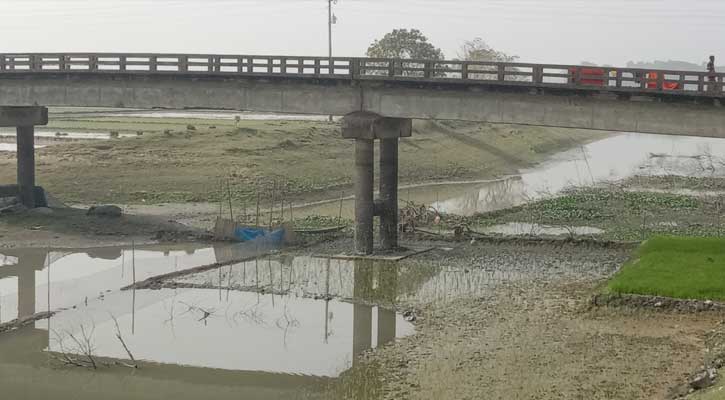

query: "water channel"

left=298, top=132, right=725, bottom=219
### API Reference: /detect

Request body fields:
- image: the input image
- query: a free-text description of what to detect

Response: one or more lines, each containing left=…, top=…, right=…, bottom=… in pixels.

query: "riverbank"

left=0, top=114, right=607, bottom=208
left=0, top=114, right=607, bottom=248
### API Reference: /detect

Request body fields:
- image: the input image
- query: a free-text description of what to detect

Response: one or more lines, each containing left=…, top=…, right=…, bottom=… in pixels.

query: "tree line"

left=366, top=28, right=516, bottom=63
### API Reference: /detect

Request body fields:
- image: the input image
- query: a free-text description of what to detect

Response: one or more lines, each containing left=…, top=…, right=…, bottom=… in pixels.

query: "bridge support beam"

left=342, top=112, right=412, bottom=255
left=0, top=106, right=48, bottom=209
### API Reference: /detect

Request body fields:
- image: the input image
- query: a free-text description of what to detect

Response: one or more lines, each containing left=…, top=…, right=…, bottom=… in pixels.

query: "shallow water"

left=0, top=243, right=271, bottom=324
left=45, top=288, right=412, bottom=376
left=0, top=142, right=47, bottom=152
left=77, top=109, right=331, bottom=121
left=298, top=132, right=725, bottom=218
left=478, top=222, right=604, bottom=236
left=0, top=129, right=136, bottom=141
left=0, top=245, right=416, bottom=399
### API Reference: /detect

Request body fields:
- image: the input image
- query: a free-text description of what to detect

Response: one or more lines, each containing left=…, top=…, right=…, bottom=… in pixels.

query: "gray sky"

left=2, top=0, right=724, bottom=66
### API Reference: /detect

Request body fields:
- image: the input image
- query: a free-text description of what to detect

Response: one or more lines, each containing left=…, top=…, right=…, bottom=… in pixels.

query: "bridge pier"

left=16, top=126, right=36, bottom=208
left=0, top=106, right=48, bottom=208
left=343, top=112, right=412, bottom=255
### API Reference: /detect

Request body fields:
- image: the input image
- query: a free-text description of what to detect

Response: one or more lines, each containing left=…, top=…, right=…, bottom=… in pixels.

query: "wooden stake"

left=269, top=182, right=275, bottom=230
left=256, top=191, right=261, bottom=228
left=338, top=191, right=344, bottom=225
left=226, top=178, right=234, bottom=221
left=218, top=179, right=223, bottom=219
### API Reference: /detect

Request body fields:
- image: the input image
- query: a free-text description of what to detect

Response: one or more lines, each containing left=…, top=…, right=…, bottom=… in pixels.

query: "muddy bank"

left=0, top=206, right=208, bottom=249
left=592, top=293, right=725, bottom=313
left=313, top=240, right=720, bottom=400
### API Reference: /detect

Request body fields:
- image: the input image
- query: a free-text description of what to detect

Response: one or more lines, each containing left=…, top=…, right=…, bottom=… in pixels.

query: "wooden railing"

left=0, top=53, right=723, bottom=96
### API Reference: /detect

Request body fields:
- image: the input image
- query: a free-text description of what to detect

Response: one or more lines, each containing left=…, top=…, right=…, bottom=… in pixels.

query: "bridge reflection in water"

left=0, top=245, right=413, bottom=399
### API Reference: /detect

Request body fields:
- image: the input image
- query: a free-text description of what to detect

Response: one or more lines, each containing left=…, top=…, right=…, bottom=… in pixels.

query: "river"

left=298, top=132, right=725, bottom=218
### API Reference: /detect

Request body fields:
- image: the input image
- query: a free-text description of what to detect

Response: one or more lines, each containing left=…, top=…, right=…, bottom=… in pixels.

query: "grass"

left=607, top=236, right=725, bottom=301
left=465, top=187, right=723, bottom=241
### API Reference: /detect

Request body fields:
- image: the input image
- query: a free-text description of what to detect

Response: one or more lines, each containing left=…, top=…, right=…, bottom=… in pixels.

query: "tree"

left=366, top=29, right=444, bottom=60
left=457, top=38, right=518, bottom=81
left=457, top=38, right=517, bottom=63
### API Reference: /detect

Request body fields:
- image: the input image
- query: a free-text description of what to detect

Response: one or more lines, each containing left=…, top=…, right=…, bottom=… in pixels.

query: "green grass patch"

left=466, top=187, right=722, bottom=241
left=608, top=236, right=725, bottom=301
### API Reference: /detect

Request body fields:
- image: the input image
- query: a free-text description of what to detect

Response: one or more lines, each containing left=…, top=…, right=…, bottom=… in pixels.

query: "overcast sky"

left=2, top=0, right=724, bottom=66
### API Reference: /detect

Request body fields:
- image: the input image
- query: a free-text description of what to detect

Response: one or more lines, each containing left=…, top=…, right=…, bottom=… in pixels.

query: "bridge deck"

left=1, top=53, right=723, bottom=99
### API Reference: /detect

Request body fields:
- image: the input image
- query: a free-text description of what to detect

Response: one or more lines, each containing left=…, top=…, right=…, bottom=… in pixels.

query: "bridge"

left=1, top=53, right=724, bottom=253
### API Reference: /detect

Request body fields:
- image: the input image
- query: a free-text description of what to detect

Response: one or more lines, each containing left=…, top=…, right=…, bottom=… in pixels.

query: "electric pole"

left=328, top=0, right=333, bottom=67
left=328, top=0, right=337, bottom=71
left=328, top=0, right=337, bottom=121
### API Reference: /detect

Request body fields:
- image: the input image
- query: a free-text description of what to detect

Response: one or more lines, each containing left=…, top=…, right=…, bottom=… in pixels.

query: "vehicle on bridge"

left=568, top=67, right=680, bottom=90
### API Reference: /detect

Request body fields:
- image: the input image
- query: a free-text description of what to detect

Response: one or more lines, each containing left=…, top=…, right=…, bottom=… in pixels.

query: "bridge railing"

left=0, top=53, right=723, bottom=97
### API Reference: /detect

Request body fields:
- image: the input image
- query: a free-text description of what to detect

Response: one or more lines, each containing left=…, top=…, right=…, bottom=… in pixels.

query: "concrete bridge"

left=1, top=53, right=725, bottom=253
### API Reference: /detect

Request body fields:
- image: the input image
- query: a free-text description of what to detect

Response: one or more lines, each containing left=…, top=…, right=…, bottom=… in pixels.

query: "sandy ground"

left=322, top=241, right=724, bottom=400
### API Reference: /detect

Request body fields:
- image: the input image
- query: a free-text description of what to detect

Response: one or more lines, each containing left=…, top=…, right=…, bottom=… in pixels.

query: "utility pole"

left=328, top=0, right=333, bottom=68
left=328, top=0, right=337, bottom=121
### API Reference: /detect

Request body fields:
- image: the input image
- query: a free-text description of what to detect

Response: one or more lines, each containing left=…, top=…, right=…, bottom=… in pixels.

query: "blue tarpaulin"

left=233, top=227, right=285, bottom=244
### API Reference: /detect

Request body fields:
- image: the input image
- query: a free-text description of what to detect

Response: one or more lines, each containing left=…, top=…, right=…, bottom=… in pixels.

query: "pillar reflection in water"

left=0, top=250, right=47, bottom=322
left=351, top=259, right=399, bottom=365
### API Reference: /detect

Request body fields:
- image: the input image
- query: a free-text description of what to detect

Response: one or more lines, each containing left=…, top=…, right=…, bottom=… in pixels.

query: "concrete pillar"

left=379, top=139, right=399, bottom=250
left=355, top=139, right=375, bottom=255
left=343, top=112, right=411, bottom=255
left=16, top=126, right=36, bottom=208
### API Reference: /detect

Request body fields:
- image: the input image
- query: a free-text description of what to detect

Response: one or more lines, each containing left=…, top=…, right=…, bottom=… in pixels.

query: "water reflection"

left=0, top=243, right=615, bottom=399
left=178, top=253, right=614, bottom=305
left=44, top=288, right=412, bottom=377
left=0, top=242, right=270, bottom=324
left=0, top=245, right=414, bottom=399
